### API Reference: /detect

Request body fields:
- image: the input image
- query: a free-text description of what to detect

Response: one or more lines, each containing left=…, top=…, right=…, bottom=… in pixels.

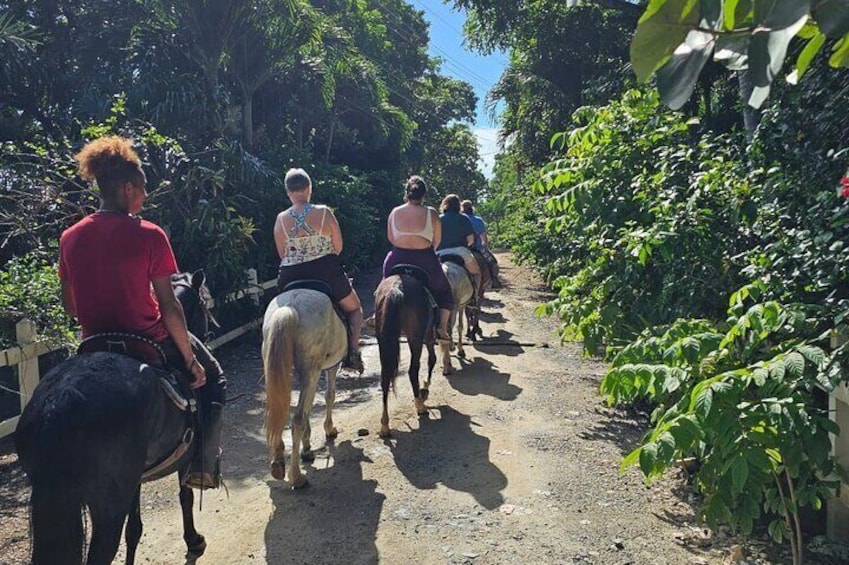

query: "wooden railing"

left=0, top=272, right=277, bottom=440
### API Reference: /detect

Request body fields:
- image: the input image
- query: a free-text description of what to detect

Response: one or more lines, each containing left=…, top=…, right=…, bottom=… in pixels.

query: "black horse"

left=374, top=268, right=438, bottom=438
left=15, top=271, right=217, bottom=565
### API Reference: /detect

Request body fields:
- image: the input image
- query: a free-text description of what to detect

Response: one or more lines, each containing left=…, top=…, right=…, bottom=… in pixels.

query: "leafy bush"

left=603, top=287, right=844, bottom=564
left=0, top=250, right=77, bottom=349
left=534, top=90, right=753, bottom=355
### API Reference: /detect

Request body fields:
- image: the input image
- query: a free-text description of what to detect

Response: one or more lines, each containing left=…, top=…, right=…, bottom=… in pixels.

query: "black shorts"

left=277, top=253, right=353, bottom=302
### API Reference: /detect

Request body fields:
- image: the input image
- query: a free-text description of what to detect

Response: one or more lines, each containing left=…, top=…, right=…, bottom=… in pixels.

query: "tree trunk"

left=242, top=90, right=253, bottom=148
left=325, top=106, right=337, bottom=165
left=737, top=70, right=761, bottom=140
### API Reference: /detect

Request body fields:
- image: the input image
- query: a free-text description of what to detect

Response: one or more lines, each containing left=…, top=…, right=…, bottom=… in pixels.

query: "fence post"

left=247, top=268, right=259, bottom=305
left=16, top=319, right=39, bottom=411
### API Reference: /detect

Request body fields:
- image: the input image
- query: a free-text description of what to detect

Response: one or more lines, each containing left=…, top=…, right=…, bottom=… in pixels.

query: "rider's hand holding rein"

left=152, top=276, right=206, bottom=389
left=187, top=356, right=206, bottom=389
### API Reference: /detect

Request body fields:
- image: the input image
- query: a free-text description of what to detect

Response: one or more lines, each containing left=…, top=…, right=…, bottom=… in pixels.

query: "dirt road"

left=1, top=253, right=793, bottom=564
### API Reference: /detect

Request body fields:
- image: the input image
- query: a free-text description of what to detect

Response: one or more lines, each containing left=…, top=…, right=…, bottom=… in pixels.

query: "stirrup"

left=342, top=350, right=364, bottom=374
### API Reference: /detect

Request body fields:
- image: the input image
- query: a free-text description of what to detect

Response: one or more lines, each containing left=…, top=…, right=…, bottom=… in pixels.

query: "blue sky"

left=414, top=0, right=507, bottom=178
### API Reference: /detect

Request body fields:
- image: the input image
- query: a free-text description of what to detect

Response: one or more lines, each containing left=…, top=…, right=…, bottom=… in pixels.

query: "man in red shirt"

left=60, top=136, right=225, bottom=490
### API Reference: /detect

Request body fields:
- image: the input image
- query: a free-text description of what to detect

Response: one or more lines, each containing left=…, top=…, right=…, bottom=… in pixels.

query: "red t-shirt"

left=58, top=212, right=178, bottom=342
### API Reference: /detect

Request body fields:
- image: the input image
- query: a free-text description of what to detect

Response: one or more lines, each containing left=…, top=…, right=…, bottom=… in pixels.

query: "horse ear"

left=190, top=270, right=206, bottom=289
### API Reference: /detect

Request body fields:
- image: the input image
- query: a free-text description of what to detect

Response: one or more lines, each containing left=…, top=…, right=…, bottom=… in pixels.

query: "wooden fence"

left=0, top=270, right=277, bottom=440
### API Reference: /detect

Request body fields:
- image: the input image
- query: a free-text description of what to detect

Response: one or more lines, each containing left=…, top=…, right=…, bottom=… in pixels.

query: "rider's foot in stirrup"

left=343, top=349, right=364, bottom=374
left=436, top=328, right=451, bottom=343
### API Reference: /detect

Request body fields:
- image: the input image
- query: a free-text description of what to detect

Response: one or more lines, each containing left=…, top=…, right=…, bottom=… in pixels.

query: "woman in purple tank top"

left=382, top=176, right=453, bottom=341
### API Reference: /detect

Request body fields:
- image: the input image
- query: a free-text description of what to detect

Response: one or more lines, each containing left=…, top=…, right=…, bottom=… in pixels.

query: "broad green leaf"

left=753, top=0, right=810, bottom=28
left=640, top=441, right=659, bottom=475
left=748, top=15, right=809, bottom=90
left=798, top=344, right=826, bottom=367
left=695, top=387, right=714, bottom=419
left=822, top=418, right=841, bottom=435
left=784, top=351, right=805, bottom=377
left=714, top=35, right=749, bottom=70
left=621, top=445, right=642, bottom=471
left=631, top=0, right=701, bottom=83
left=657, top=29, right=716, bottom=110
left=814, top=0, right=849, bottom=38
left=731, top=455, right=749, bottom=493
left=788, top=31, right=826, bottom=84
left=768, top=518, right=785, bottom=543
left=725, top=0, right=754, bottom=30
left=829, top=35, right=849, bottom=67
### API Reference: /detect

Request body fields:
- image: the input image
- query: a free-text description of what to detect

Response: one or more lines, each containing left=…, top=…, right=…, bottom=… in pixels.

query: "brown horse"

left=374, top=269, right=438, bottom=437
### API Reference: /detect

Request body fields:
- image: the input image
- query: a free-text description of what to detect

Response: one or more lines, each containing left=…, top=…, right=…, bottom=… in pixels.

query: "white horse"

left=440, top=261, right=475, bottom=376
left=262, top=288, right=347, bottom=488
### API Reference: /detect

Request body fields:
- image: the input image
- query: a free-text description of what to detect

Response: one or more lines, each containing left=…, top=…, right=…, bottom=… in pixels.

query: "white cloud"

left=473, top=127, right=501, bottom=179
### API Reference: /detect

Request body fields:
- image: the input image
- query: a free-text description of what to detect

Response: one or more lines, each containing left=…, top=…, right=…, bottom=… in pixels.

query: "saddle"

left=282, top=279, right=347, bottom=325
left=77, top=333, right=197, bottom=482
left=388, top=264, right=439, bottom=320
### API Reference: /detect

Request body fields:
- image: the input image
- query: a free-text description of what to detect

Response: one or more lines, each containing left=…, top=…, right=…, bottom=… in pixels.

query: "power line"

left=411, top=0, right=510, bottom=67
left=380, top=2, right=496, bottom=94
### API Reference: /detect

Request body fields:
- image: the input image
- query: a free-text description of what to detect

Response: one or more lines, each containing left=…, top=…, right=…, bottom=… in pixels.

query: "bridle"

left=172, top=278, right=219, bottom=341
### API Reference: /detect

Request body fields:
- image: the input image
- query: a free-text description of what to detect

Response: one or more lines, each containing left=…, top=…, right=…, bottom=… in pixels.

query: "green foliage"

left=535, top=90, right=752, bottom=355
left=0, top=0, right=486, bottom=301
left=0, top=250, right=77, bottom=349
left=608, top=293, right=844, bottom=561
left=630, top=0, right=849, bottom=109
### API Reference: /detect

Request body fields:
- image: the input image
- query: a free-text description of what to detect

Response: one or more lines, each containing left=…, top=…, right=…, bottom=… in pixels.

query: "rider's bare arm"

left=153, top=276, right=206, bottom=388
left=326, top=207, right=344, bottom=254
left=481, top=231, right=489, bottom=247
left=273, top=213, right=288, bottom=259
left=387, top=210, right=397, bottom=246
left=431, top=208, right=442, bottom=249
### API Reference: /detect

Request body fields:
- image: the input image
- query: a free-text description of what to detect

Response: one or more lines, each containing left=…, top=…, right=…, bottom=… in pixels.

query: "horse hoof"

left=185, top=534, right=207, bottom=558
left=301, top=450, right=315, bottom=462
left=379, top=427, right=391, bottom=438
left=290, top=476, right=309, bottom=489
left=443, top=367, right=452, bottom=376
left=326, top=428, right=338, bottom=440
left=270, top=460, right=286, bottom=480
left=458, top=349, right=466, bottom=359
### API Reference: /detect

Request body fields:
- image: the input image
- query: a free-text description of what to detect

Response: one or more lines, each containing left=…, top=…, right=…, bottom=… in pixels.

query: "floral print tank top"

left=279, top=205, right=335, bottom=266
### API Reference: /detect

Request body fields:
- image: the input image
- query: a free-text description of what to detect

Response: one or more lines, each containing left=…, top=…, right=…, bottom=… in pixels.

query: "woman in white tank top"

left=273, top=168, right=364, bottom=373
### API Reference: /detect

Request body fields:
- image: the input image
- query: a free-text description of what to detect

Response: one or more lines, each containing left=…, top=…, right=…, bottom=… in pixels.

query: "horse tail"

left=377, top=283, right=404, bottom=390
left=16, top=387, right=85, bottom=564
left=263, top=304, right=297, bottom=458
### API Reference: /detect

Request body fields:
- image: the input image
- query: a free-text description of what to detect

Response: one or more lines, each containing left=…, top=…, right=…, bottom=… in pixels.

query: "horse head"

left=171, top=270, right=219, bottom=340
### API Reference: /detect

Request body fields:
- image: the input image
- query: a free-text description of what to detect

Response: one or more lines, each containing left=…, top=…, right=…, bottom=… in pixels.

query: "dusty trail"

left=1, top=253, right=793, bottom=564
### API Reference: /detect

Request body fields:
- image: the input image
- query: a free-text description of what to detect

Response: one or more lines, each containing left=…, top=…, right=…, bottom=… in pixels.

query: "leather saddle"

left=77, top=333, right=197, bottom=482
left=388, top=264, right=439, bottom=318
left=282, top=279, right=347, bottom=324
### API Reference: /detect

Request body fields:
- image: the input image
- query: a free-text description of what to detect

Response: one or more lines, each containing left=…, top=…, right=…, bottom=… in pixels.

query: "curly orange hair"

left=74, top=136, right=143, bottom=196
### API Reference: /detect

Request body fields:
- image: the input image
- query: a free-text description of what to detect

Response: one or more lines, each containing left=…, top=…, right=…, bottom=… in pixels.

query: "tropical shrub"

left=0, top=250, right=77, bottom=349
left=534, top=90, right=754, bottom=355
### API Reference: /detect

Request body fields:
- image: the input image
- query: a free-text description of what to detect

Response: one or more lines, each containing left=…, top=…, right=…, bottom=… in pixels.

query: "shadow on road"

left=264, top=440, right=382, bottom=565
left=445, top=356, right=522, bottom=401
left=385, top=405, right=506, bottom=510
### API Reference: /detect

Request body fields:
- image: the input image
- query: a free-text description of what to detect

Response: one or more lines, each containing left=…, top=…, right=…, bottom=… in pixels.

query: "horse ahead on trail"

left=465, top=248, right=492, bottom=341
left=262, top=285, right=347, bottom=488
left=15, top=271, right=217, bottom=565
left=374, top=267, right=438, bottom=437
left=440, top=259, right=475, bottom=376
